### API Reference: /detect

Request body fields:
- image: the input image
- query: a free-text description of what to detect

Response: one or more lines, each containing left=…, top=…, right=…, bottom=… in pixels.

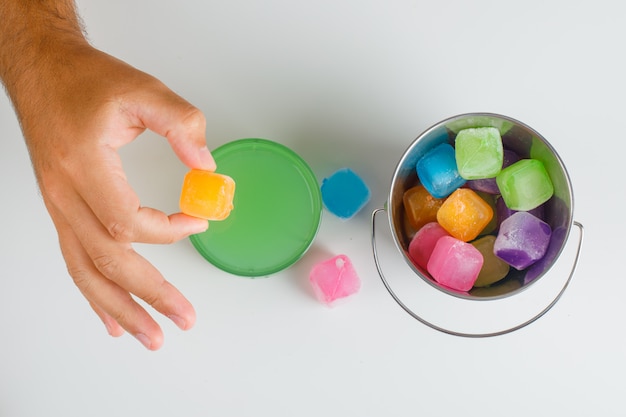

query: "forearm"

left=0, top=0, right=89, bottom=120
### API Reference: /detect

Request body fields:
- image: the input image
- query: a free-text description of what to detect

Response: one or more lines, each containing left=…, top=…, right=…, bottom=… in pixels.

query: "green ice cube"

left=455, top=127, right=503, bottom=180
left=496, top=159, right=554, bottom=211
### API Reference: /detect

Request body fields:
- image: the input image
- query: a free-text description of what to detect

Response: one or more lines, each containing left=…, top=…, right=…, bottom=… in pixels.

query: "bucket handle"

left=371, top=207, right=584, bottom=338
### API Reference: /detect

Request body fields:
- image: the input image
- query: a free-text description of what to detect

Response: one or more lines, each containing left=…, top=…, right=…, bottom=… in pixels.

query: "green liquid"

left=190, top=139, right=322, bottom=277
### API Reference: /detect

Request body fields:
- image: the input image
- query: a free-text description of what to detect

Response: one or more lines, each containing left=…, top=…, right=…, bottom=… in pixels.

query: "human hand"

left=15, top=44, right=215, bottom=350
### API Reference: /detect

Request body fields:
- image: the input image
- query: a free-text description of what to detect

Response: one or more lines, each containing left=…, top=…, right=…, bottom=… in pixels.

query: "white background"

left=1, top=1, right=624, bottom=416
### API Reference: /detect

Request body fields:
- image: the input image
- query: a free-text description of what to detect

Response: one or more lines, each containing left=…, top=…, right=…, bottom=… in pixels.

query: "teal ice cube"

left=496, top=159, right=554, bottom=211
left=455, top=127, right=503, bottom=180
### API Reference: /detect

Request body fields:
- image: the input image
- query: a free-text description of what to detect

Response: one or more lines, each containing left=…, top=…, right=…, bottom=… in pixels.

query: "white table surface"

left=1, top=1, right=624, bottom=416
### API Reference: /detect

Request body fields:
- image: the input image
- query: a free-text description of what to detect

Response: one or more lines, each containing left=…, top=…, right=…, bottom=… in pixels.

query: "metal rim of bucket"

left=371, top=112, right=585, bottom=337
left=372, top=209, right=583, bottom=337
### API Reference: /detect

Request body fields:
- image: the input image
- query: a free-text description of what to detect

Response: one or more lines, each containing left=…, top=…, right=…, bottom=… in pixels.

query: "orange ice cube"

left=179, top=169, right=235, bottom=220
left=403, top=185, right=446, bottom=231
left=436, top=188, right=493, bottom=242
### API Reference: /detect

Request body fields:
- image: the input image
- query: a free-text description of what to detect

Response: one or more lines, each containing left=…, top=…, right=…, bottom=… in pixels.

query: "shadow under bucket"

left=372, top=113, right=584, bottom=337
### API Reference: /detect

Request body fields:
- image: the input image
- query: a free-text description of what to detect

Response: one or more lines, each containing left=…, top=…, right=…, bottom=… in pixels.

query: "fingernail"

left=103, top=320, right=114, bottom=336
left=168, top=314, right=187, bottom=330
left=189, top=219, right=209, bottom=235
left=135, top=333, right=152, bottom=350
left=199, top=146, right=217, bottom=171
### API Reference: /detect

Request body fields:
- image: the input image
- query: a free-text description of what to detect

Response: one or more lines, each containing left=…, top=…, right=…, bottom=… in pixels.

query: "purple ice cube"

left=494, top=211, right=552, bottom=270
left=524, top=226, right=567, bottom=284
left=467, top=149, right=520, bottom=194
left=496, top=196, right=545, bottom=227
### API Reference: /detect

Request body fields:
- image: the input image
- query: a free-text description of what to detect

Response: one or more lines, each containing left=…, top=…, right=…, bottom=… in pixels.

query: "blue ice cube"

left=321, top=168, right=370, bottom=219
left=416, top=143, right=466, bottom=198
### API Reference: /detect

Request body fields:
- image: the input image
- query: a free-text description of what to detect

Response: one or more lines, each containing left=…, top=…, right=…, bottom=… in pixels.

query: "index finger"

left=120, top=78, right=216, bottom=171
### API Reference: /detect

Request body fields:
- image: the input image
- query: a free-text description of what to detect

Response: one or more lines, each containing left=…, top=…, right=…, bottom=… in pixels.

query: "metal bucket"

left=372, top=113, right=584, bottom=337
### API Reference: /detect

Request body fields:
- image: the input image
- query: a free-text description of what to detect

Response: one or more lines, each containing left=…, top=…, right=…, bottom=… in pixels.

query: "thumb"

left=135, top=85, right=216, bottom=171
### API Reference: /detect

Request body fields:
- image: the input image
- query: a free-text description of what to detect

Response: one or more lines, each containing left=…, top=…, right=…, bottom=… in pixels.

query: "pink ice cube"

left=427, top=236, right=484, bottom=292
left=309, top=254, right=361, bottom=305
left=408, top=222, right=450, bottom=270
